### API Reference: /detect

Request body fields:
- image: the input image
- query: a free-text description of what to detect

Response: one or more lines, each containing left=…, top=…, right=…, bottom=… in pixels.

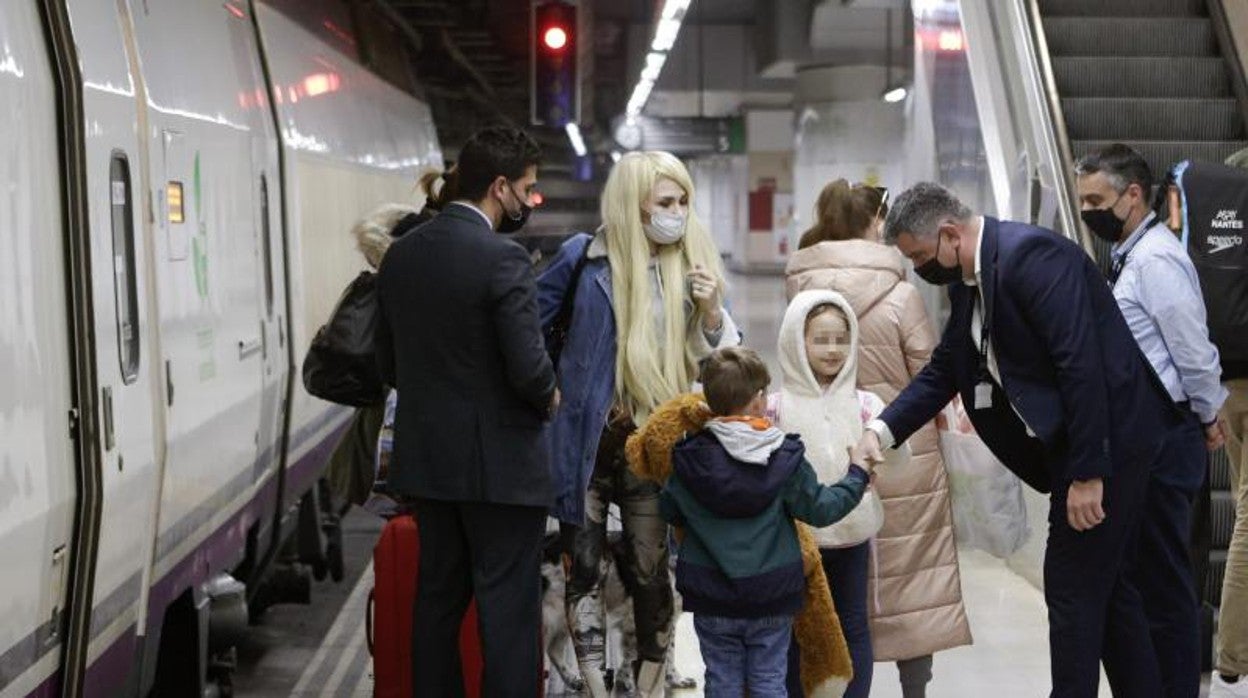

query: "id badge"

left=974, top=381, right=993, bottom=410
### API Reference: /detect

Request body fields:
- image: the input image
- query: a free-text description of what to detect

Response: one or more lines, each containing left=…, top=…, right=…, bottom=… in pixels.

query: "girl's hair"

left=797, top=179, right=877, bottom=249
left=857, top=185, right=889, bottom=222
left=600, top=151, right=727, bottom=421
left=418, top=166, right=456, bottom=210
left=805, top=303, right=848, bottom=330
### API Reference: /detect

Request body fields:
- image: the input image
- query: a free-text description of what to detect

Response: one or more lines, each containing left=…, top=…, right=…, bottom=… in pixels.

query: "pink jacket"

left=786, top=239, right=972, bottom=661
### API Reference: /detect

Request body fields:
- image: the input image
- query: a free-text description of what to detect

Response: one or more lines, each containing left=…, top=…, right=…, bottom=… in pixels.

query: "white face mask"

left=643, top=211, right=687, bottom=245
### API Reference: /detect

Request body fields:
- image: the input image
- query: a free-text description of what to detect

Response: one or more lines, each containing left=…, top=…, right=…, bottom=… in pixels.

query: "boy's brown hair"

left=700, top=347, right=771, bottom=416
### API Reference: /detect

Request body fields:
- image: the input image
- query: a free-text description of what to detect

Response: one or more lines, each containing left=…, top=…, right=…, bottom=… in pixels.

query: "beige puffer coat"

left=786, top=239, right=972, bottom=662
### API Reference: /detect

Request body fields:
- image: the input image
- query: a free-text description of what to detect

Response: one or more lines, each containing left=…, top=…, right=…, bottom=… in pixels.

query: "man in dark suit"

left=376, top=127, right=558, bottom=696
left=856, top=183, right=1179, bottom=698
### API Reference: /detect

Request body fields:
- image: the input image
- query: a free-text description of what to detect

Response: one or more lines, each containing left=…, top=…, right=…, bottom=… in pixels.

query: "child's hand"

left=847, top=444, right=872, bottom=471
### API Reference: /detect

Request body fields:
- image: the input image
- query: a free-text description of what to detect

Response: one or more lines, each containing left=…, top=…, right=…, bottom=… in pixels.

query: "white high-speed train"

left=0, top=1, right=440, bottom=696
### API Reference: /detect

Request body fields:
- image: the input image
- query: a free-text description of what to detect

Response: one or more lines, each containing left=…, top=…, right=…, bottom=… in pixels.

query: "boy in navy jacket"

left=659, top=347, right=871, bottom=696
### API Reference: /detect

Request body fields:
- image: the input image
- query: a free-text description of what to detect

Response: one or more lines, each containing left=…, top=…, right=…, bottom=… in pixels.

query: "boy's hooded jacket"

left=660, top=420, right=868, bottom=618
left=627, top=393, right=855, bottom=697
left=775, top=289, right=903, bottom=548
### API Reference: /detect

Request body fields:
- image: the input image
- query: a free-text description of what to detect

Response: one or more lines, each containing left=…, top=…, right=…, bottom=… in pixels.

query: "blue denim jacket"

left=539, top=232, right=741, bottom=524
left=538, top=234, right=617, bottom=524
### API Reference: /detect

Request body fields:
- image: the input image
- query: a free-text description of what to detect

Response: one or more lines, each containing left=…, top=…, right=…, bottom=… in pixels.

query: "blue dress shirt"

left=1111, top=213, right=1228, bottom=424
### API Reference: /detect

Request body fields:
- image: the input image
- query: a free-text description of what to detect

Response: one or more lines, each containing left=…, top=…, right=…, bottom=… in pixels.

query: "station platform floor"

left=232, top=526, right=1106, bottom=696
left=232, top=271, right=1209, bottom=697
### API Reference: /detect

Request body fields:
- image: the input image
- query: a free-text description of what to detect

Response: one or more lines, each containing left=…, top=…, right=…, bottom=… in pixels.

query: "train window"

left=109, top=153, right=141, bottom=384
left=260, top=175, right=274, bottom=315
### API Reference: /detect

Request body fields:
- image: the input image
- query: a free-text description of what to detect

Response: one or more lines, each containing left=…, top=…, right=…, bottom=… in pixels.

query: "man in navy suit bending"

left=856, top=182, right=1179, bottom=698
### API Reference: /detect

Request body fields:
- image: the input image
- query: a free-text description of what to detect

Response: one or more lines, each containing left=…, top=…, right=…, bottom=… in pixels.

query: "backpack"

left=1167, top=160, right=1248, bottom=379
left=302, top=270, right=387, bottom=406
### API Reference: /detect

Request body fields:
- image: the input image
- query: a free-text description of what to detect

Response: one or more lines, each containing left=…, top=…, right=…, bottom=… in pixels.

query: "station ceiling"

left=385, top=0, right=908, bottom=165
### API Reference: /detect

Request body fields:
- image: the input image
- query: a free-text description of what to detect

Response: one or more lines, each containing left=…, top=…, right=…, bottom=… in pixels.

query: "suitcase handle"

left=365, top=587, right=374, bottom=656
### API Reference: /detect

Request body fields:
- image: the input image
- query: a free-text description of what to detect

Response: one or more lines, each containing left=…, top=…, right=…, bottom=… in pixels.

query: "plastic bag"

left=939, top=396, right=1030, bottom=558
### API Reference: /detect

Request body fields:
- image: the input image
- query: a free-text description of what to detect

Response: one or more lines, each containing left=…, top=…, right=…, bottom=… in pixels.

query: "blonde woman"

left=538, top=151, right=739, bottom=695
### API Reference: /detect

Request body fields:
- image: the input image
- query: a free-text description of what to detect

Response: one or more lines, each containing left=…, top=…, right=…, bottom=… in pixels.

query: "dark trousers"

left=821, top=542, right=873, bottom=698
left=1047, top=450, right=1159, bottom=698
left=1134, top=410, right=1206, bottom=698
left=411, top=498, right=546, bottom=697
left=562, top=423, right=673, bottom=667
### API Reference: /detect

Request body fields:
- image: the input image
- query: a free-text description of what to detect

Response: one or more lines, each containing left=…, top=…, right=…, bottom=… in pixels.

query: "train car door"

left=0, top=3, right=81, bottom=695
left=59, top=1, right=165, bottom=694
left=137, top=8, right=266, bottom=582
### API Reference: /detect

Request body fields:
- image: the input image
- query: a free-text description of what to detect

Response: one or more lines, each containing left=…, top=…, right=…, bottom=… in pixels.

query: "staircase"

left=1039, top=0, right=1242, bottom=667
left=1041, top=0, right=1248, bottom=177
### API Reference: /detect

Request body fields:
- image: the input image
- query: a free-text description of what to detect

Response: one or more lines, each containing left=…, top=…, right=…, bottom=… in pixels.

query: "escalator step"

left=1214, top=489, right=1237, bottom=550
left=1213, top=448, right=1232, bottom=491
left=1044, top=18, right=1216, bottom=57
left=1070, top=140, right=1248, bottom=178
left=1039, top=0, right=1205, bottom=17
left=1052, top=57, right=1229, bottom=98
left=1063, top=98, right=1243, bottom=140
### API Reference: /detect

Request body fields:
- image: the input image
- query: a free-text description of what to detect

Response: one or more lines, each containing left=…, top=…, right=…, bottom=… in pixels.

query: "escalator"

left=960, top=0, right=1246, bottom=670
left=1042, top=0, right=1247, bottom=177
left=1039, top=0, right=1243, bottom=665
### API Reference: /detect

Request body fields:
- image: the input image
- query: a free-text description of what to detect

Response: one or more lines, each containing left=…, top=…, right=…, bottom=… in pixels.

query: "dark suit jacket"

left=375, top=203, right=557, bottom=506
left=880, top=217, right=1179, bottom=493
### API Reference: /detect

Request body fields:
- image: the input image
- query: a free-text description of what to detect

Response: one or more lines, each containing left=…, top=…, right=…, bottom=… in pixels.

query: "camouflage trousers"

left=561, top=422, right=674, bottom=668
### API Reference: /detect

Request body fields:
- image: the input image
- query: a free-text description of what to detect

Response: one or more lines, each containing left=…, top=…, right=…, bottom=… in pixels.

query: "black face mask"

left=1080, top=193, right=1127, bottom=243
left=496, top=183, right=532, bottom=234
left=913, top=233, right=963, bottom=286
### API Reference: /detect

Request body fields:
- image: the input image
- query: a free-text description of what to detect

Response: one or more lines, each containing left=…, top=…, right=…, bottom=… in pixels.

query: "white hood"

left=777, top=289, right=884, bottom=547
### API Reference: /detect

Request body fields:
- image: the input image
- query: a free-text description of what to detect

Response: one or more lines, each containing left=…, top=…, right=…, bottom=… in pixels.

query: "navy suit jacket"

left=879, top=217, right=1179, bottom=493
left=375, top=204, right=557, bottom=506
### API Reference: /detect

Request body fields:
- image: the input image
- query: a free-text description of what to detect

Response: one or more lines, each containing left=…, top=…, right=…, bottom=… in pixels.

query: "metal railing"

left=957, top=0, right=1083, bottom=250
left=1021, top=0, right=1086, bottom=252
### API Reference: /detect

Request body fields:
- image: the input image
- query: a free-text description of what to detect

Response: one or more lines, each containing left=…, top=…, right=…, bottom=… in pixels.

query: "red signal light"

left=543, top=26, right=568, bottom=51
left=532, top=191, right=545, bottom=206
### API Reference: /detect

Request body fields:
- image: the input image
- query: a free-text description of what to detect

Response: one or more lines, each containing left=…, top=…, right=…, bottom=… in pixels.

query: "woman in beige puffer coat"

left=785, top=180, right=971, bottom=697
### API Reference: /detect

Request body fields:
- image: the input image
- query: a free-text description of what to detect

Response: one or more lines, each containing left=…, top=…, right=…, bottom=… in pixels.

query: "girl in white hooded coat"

left=767, top=289, right=909, bottom=698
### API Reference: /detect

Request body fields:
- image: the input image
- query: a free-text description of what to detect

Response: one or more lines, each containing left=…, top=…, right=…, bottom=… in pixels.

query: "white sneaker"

left=1212, top=672, right=1248, bottom=697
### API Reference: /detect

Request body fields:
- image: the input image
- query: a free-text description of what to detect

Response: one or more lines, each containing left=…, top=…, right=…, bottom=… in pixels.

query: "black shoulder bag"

left=544, top=241, right=592, bottom=368
left=303, top=271, right=386, bottom=407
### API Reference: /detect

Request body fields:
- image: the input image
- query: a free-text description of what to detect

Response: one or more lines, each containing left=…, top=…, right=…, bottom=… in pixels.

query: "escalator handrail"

left=1018, top=0, right=1088, bottom=252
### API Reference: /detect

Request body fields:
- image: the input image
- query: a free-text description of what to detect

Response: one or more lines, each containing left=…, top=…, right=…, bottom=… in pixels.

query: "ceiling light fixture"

left=565, top=122, right=587, bottom=157
left=624, top=0, right=692, bottom=117
left=879, top=7, right=909, bottom=104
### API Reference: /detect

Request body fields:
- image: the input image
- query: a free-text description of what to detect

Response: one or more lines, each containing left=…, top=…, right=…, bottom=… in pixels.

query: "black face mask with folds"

left=1080, top=204, right=1127, bottom=243
left=913, top=234, right=963, bottom=286
left=496, top=183, right=532, bottom=234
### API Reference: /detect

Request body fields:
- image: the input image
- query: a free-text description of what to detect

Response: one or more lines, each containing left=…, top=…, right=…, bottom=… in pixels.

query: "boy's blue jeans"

left=694, top=613, right=793, bottom=697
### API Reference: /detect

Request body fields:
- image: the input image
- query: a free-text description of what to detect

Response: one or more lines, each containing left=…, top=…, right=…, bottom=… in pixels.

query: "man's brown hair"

left=700, top=347, right=771, bottom=416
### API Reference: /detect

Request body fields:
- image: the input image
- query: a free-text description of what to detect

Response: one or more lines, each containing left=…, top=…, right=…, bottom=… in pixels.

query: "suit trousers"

left=1045, top=450, right=1160, bottom=698
left=411, top=498, right=546, bottom=697
left=1134, top=409, right=1205, bottom=698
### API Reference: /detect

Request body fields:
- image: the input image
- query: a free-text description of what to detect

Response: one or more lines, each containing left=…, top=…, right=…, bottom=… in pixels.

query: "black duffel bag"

left=303, top=271, right=387, bottom=407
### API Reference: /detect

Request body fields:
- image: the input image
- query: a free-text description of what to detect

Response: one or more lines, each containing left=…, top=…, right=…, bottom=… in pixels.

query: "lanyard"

left=1109, top=217, right=1161, bottom=286
left=975, top=291, right=992, bottom=381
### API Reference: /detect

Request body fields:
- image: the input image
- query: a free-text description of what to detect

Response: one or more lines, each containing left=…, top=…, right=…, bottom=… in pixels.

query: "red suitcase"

left=367, top=514, right=484, bottom=697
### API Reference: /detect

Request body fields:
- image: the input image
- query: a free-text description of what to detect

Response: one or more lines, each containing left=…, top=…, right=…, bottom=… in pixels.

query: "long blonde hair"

left=601, top=151, right=726, bottom=422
